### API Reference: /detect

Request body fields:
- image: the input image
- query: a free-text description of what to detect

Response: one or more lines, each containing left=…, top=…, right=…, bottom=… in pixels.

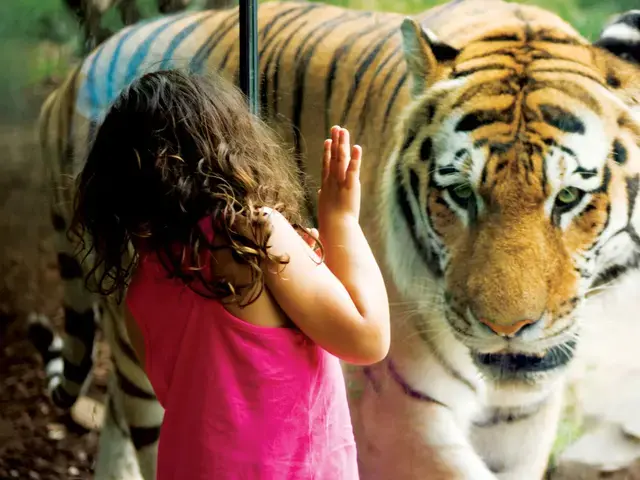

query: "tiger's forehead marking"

left=427, top=91, right=613, bottom=195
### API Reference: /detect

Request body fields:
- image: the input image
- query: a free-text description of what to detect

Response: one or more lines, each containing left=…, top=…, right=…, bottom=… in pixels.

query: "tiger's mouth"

left=470, top=340, right=576, bottom=378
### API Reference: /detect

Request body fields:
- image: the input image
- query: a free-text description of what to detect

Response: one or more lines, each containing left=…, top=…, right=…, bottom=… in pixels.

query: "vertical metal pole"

left=239, top=0, right=259, bottom=115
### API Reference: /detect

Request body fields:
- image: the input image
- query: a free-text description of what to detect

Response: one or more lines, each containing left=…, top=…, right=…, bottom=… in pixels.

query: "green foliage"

left=0, top=0, right=78, bottom=43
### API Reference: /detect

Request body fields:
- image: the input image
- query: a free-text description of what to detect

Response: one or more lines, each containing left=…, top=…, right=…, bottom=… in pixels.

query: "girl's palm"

left=318, top=126, right=362, bottom=227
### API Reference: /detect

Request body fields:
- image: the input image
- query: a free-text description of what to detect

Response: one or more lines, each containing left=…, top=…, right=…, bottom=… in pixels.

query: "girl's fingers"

left=345, top=144, right=361, bottom=189
left=322, top=139, right=331, bottom=185
left=330, top=126, right=341, bottom=180
left=346, top=144, right=362, bottom=173
left=337, top=128, right=350, bottom=183
left=330, top=125, right=340, bottom=162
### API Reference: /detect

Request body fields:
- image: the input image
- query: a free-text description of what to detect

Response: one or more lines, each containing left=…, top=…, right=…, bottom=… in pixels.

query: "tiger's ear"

left=592, top=10, right=640, bottom=118
left=400, top=18, right=459, bottom=98
left=593, top=10, right=640, bottom=65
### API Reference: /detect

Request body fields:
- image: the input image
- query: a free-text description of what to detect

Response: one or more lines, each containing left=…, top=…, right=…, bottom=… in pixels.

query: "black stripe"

left=481, top=34, right=521, bottom=42
left=290, top=13, right=357, bottom=220
left=395, top=164, right=443, bottom=278
left=588, top=165, right=611, bottom=195
left=129, top=426, right=162, bottom=450
left=115, top=366, right=156, bottom=401
left=220, top=5, right=308, bottom=75
left=51, top=385, right=77, bottom=410
left=613, top=139, right=628, bottom=165
left=580, top=201, right=608, bottom=254
left=452, top=74, right=516, bottom=108
left=27, top=322, right=55, bottom=360
left=438, top=166, right=458, bottom=176
left=58, top=252, right=83, bottom=280
left=613, top=11, right=640, bottom=30
left=61, top=307, right=95, bottom=384
left=59, top=67, right=81, bottom=179
left=462, top=49, right=517, bottom=63
left=62, top=357, right=93, bottom=385
left=539, top=104, right=585, bottom=134
left=189, top=11, right=240, bottom=72
left=357, top=46, right=400, bottom=135
left=628, top=226, right=640, bottom=248
left=626, top=174, right=640, bottom=228
left=455, top=108, right=513, bottom=132
left=323, top=15, right=384, bottom=132
left=473, top=400, right=546, bottom=428
left=597, top=37, right=640, bottom=65
left=590, top=252, right=640, bottom=289
left=63, top=307, right=96, bottom=339
left=401, top=131, right=416, bottom=153
left=529, top=79, right=602, bottom=116
left=382, top=73, right=407, bottom=132
left=339, top=26, right=398, bottom=126
left=452, top=64, right=511, bottom=79
left=113, top=325, right=142, bottom=366
left=413, top=320, right=478, bottom=394
left=419, top=138, right=433, bottom=162
left=51, top=211, right=66, bottom=232
left=542, top=137, right=576, bottom=158
left=259, top=5, right=318, bottom=116
left=536, top=34, right=582, bottom=46
left=218, top=41, right=236, bottom=71
left=574, top=166, right=597, bottom=179
left=271, top=12, right=320, bottom=116
left=291, top=13, right=354, bottom=151
left=532, top=68, right=604, bottom=86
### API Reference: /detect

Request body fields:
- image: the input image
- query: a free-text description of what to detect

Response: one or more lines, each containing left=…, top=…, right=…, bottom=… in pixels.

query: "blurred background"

left=1, top=0, right=639, bottom=479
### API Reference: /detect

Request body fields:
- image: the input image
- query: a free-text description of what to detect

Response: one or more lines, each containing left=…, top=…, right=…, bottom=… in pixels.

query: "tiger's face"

left=385, top=18, right=640, bottom=381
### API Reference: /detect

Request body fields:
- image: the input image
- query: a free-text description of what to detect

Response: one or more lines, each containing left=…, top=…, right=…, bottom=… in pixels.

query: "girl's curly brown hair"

left=70, top=69, right=312, bottom=305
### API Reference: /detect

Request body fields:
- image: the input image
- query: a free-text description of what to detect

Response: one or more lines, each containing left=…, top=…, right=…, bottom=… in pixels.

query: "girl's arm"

left=264, top=127, right=390, bottom=365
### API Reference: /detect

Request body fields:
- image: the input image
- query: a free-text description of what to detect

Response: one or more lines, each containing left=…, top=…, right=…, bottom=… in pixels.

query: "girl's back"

left=127, top=245, right=358, bottom=479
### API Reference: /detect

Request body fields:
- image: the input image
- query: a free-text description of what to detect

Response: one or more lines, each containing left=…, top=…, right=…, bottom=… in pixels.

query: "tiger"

left=29, top=1, right=640, bottom=479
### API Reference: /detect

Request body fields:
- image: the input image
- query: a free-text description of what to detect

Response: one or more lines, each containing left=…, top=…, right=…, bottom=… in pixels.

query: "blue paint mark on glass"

left=124, top=13, right=192, bottom=86
left=86, top=43, right=108, bottom=121
left=160, top=12, right=216, bottom=71
left=106, top=25, right=141, bottom=104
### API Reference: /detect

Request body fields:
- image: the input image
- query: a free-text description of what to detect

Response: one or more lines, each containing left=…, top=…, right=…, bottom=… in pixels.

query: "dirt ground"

left=0, top=93, right=106, bottom=478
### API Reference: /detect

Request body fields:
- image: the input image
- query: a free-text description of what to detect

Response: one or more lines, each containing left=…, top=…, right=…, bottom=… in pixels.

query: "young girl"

left=71, top=69, right=389, bottom=479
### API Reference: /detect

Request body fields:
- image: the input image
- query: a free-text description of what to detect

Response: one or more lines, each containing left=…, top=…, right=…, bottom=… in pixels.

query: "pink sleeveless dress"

left=125, top=220, right=359, bottom=480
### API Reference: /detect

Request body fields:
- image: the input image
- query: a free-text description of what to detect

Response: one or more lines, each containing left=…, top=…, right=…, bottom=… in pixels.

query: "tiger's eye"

left=446, top=183, right=475, bottom=210
left=556, top=187, right=579, bottom=205
left=453, top=184, right=472, bottom=199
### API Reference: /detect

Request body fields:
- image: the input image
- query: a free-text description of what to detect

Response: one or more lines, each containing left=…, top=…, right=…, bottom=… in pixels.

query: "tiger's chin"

left=469, top=340, right=577, bottom=383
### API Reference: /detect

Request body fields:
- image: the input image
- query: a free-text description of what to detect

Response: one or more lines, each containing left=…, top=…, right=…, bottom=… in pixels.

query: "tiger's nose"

left=478, top=317, right=538, bottom=338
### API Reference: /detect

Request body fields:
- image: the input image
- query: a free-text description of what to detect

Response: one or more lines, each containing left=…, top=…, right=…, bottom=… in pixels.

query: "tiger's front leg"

left=347, top=362, right=497, bottom=480
left=345, top=317, right=500, bottom=480
left=471, top=385, right=565, bottom=480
